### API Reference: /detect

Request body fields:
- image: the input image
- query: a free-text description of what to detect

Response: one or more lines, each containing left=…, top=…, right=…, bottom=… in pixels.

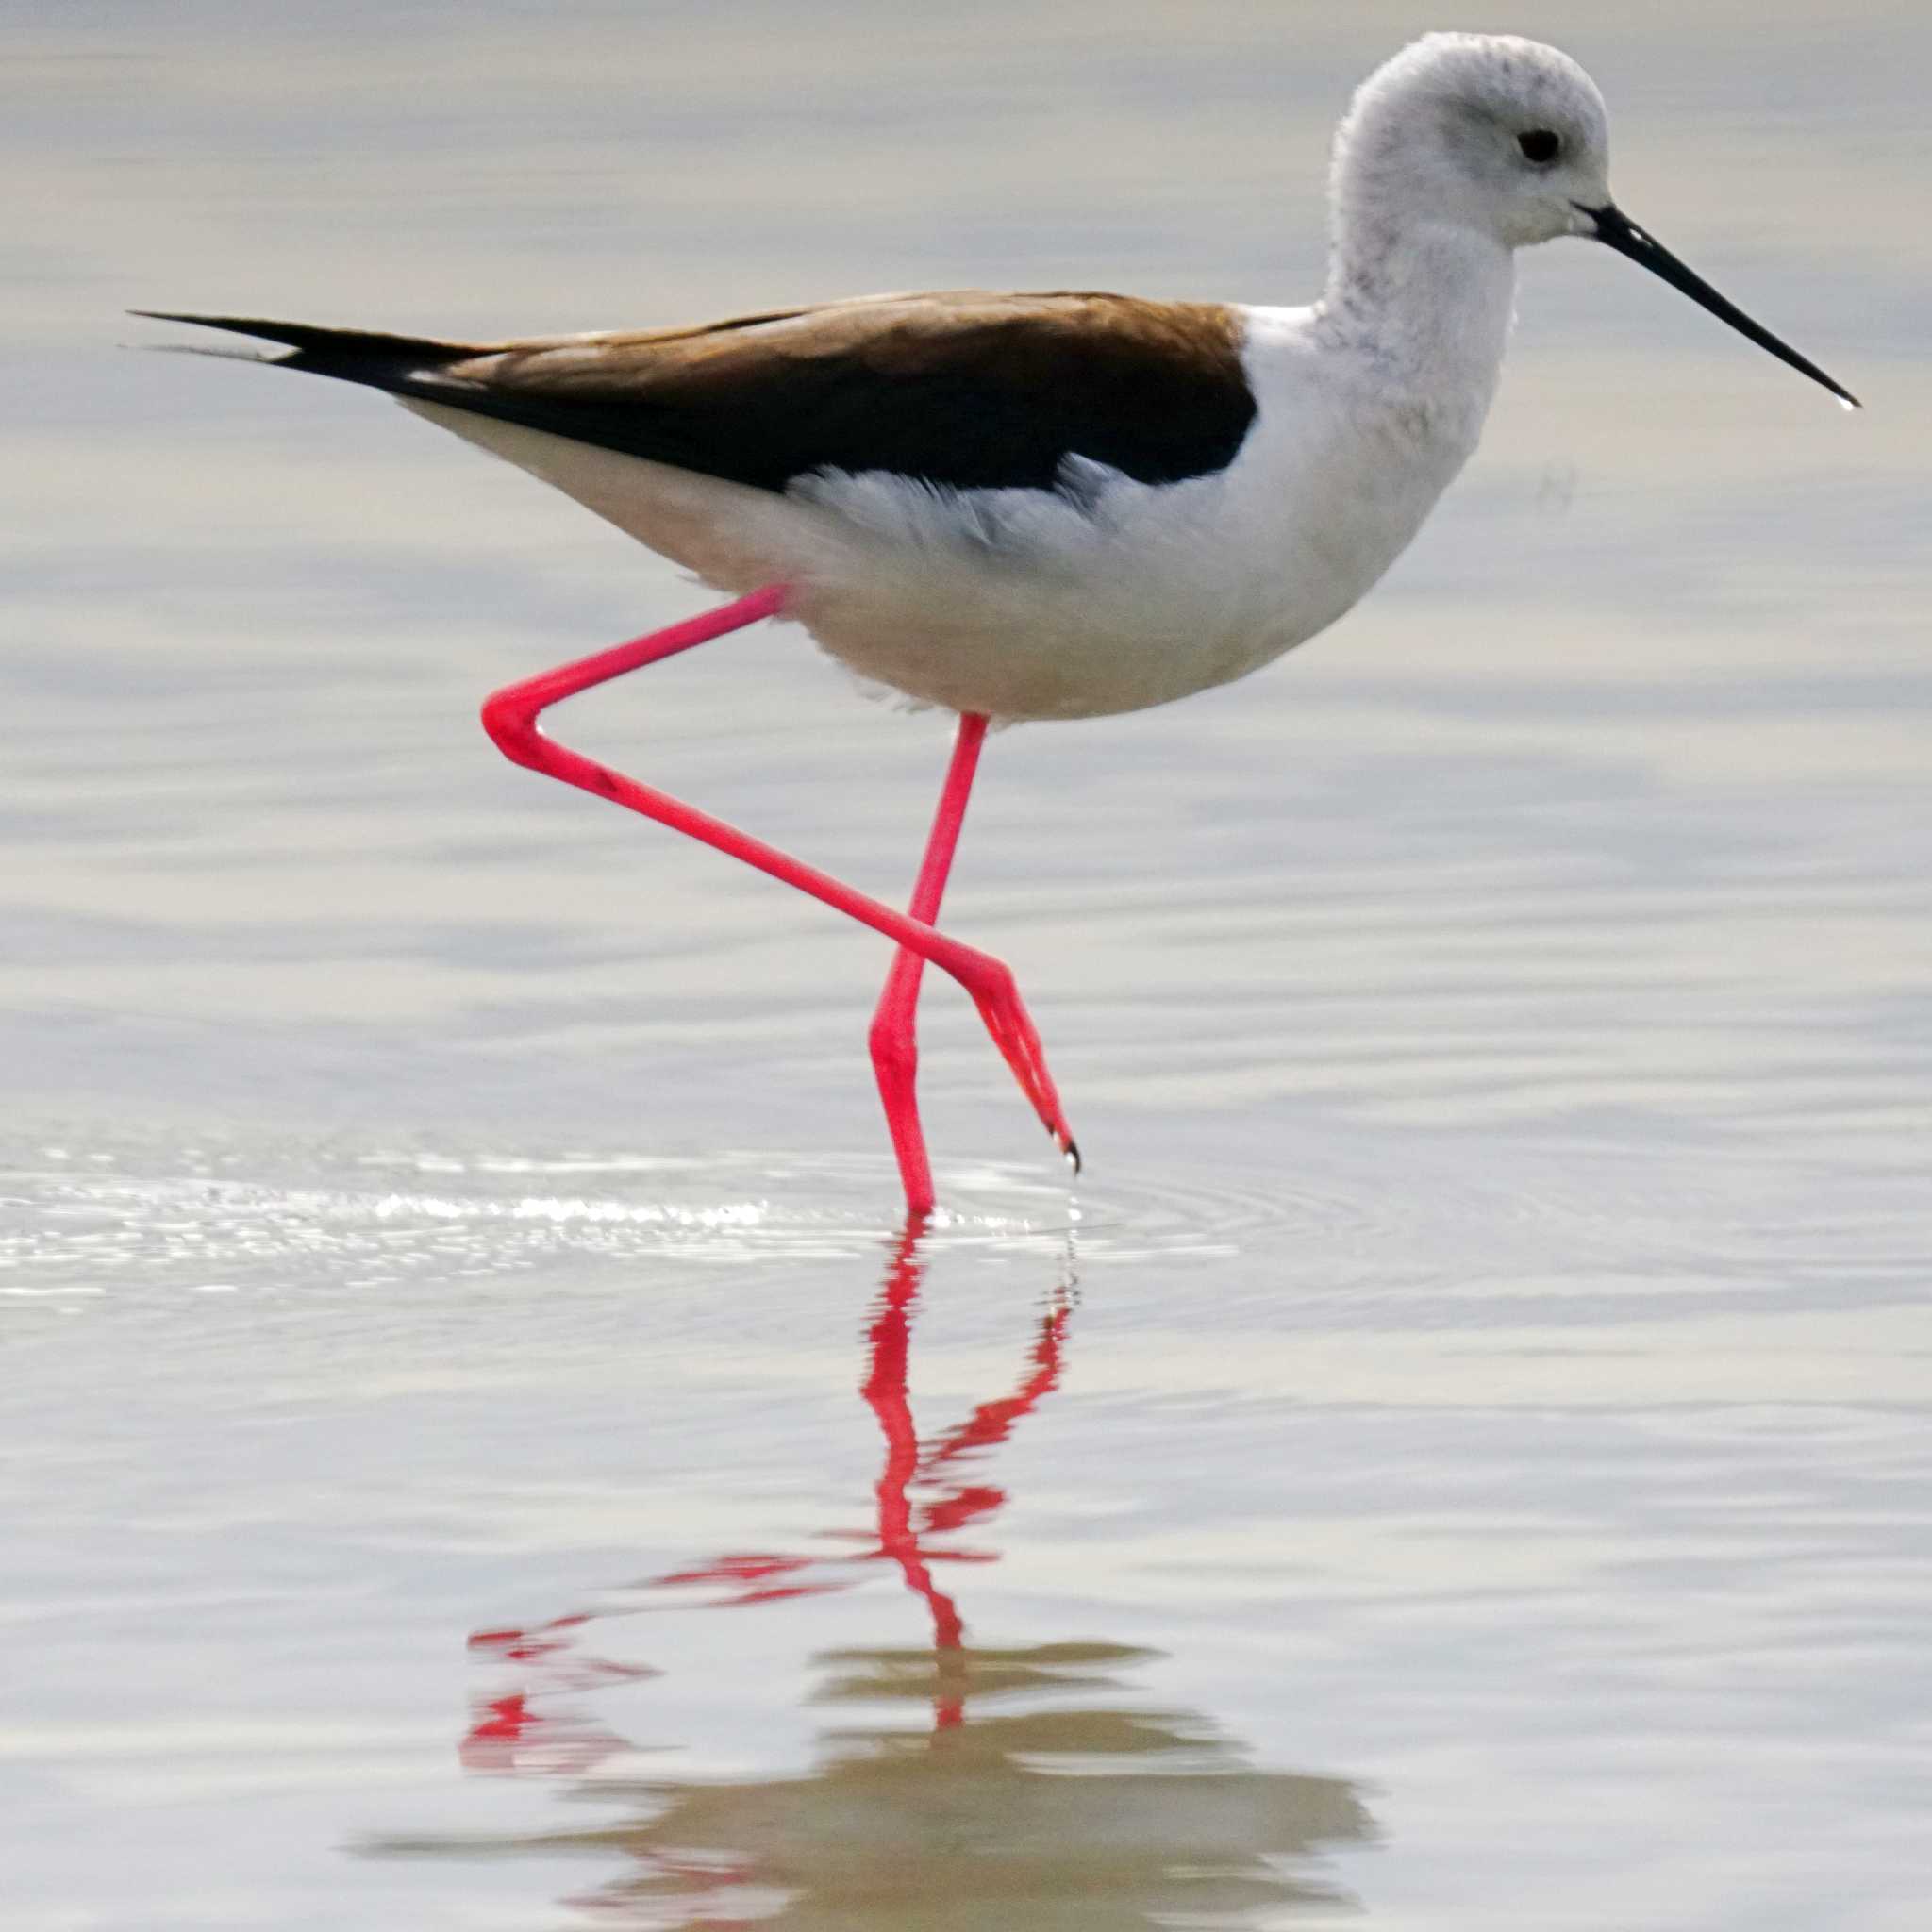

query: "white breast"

left=406, top=303, right=1494, bottom=724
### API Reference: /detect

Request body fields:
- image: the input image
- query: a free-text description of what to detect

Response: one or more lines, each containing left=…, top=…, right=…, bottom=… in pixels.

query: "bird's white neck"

left=1316, top=217, right=1517, bottom=420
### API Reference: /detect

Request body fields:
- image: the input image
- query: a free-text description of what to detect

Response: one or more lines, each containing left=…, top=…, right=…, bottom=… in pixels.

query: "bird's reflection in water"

left=377, top=1224, right=1373, bottom=1925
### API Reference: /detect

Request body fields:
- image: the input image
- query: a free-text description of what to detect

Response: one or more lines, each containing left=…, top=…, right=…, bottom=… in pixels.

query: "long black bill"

left=1581, top=202, right=1859, bottom=409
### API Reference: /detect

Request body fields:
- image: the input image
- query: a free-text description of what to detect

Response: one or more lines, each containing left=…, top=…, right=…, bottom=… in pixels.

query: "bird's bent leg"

left=869, top=712, right=988, bottom=1218
left=478, top=590, right=1077, bottom=1200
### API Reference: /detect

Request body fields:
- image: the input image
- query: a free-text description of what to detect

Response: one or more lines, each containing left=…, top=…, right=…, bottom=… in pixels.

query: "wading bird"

left=142, top=33, right=1855, bottom=1216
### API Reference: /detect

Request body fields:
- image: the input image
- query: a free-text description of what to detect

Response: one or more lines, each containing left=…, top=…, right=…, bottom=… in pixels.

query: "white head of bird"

left=1323, top=33, right=1858, bottom=409
left=1334, top=34, right=1608, bottom=251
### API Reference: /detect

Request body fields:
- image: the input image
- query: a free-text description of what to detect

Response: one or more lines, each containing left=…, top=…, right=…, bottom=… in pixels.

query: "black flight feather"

left=132, top=297, right=1258, bottom=498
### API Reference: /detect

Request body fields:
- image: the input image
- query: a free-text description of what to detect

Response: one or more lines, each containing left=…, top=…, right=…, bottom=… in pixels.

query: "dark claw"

left=1061, top=1136, right=1082, bottom=1176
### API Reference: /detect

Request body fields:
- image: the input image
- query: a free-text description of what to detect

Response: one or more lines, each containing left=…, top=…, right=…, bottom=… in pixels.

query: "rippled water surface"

left=6, top=3, right=1930, bottom=1927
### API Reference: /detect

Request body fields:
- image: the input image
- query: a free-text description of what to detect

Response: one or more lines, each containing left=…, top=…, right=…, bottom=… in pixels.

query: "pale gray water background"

left=5, top=2, right=1930, bottom=1926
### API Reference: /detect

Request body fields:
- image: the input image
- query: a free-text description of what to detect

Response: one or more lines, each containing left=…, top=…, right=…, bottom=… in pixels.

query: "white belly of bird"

left=405, top=308, right=1484, bottom=723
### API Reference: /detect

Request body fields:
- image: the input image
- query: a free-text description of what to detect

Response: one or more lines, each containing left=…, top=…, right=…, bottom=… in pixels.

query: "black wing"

left=136, top=291, right=1257, bottom=496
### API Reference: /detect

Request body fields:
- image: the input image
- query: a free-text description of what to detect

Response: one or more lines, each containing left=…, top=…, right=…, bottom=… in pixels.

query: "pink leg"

left=870, top=713, right=987, bottom=1217
left=478, top=588, right=1077, bottom=1209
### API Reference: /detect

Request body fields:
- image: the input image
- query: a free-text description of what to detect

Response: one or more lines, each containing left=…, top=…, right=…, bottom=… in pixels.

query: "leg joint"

left=480, top=689, right=543, bottom=767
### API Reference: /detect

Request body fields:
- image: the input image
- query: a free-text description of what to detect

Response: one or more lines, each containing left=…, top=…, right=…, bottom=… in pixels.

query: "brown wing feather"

left=143, top=292, right=1257, bottom=496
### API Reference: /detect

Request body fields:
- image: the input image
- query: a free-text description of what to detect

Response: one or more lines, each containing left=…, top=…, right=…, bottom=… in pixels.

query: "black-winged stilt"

left=141, top=32, right=1856, bottom=1217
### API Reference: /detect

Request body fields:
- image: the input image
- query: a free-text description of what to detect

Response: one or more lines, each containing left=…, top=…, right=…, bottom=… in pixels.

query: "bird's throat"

left=1321, top=219, right=1517, bottom=414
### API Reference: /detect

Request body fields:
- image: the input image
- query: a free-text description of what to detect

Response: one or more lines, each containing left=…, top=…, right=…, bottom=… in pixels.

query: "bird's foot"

left=958, top=958, right=1080, bottom=1174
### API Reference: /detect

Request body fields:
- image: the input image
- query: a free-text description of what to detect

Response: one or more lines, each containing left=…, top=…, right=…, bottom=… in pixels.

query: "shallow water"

left=5, top=3, right=1930, bottom=1927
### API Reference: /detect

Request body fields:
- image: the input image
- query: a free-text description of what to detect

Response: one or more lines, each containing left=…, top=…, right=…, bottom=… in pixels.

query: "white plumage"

left=411, top=295, right=1493, bottom=721
left=399, top=33, right=1569, bottom=721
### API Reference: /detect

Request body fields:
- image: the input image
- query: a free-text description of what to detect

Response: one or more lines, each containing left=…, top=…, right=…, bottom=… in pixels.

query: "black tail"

left=129, top=310, right=482, bottom=394
left=131, top=308, right=753, bottom=485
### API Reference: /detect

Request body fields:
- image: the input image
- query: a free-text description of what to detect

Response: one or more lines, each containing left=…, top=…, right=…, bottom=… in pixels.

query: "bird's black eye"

left=1517, top=128, right=1561, bottom=164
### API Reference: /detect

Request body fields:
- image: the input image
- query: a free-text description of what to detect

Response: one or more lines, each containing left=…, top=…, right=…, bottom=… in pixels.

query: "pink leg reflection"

left=460, top=1219, right=1074, bottom=1763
